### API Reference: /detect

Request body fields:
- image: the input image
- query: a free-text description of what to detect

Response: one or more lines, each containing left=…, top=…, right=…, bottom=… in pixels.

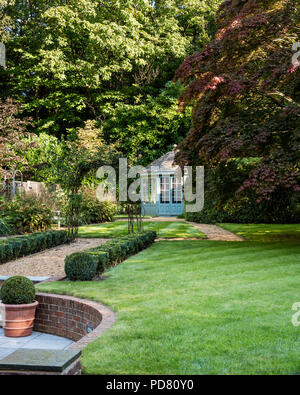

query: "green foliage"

left=20, top=133, right=64, bottom=181
left=47, top=122, right=118, bottom=241
left=65, top=252, right=98, bottom=281
left=64, top=231, right=157, bottom=281
left=0, top=230, right=68, bottom=264
left=185, top=161, right=300, bottom=224
left=1, top=0, right=221, bottom=164
left=0, top=218, right=11, bottom=236
left=0, top=0, right=13, bottom=42
left=101, top=82, right=192, bottom=165
left=79, top=189, right=117, bottom=225
left=0, top=193, right=52, bottom=234
left=185, top=198, right=300, bottom=224
left=0, top=276, right=35, bottom=305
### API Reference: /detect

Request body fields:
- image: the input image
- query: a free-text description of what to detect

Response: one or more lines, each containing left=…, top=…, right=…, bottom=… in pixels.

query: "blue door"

left=158, top=175, right=184, bottom=216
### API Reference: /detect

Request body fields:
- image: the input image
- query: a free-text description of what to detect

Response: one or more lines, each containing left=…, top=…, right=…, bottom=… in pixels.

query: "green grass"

left=218, top=223, right=300, bottom=242
left=38, top=239, right=300, bottom=375
left=78, top=221, right=206, bottom=239
left=113, top=215, right=153, bottom=220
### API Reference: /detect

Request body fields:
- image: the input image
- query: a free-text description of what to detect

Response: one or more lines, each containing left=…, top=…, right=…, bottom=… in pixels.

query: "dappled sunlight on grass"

left=78, top=221, right=206, bottom=239
left=218, top=223, right=300, bottom=242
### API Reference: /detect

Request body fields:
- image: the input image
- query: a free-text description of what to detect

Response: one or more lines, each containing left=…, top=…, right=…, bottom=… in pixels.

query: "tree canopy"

left=1, top=1, right=218, bottom=128
left=174, top=0, right=300, bottom=202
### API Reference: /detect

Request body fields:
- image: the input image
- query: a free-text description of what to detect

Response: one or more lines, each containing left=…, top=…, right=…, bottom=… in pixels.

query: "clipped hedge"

left=65, top=252, right=98, bottom=281
left=65, top=231, right=157, bottom=281
left=0, top=230, right=68, bottom=265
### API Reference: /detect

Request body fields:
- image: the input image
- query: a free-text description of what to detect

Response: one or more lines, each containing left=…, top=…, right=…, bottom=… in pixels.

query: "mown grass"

left=113, top=215, right=153, bottom=220
left=219, top=223, right=300, bottom=242
left=78, top=221, right=206, bottom=239
left=38, top=238, right=300, bottom=375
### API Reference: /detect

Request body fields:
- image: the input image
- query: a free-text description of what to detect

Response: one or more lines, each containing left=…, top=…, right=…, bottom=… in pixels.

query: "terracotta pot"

left=0, top=301, right=38, bottom=337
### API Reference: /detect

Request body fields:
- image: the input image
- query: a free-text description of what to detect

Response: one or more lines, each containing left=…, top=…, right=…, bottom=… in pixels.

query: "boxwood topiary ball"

left=65, top=252, right=98, bottom=281
left=0, top=276, right=35, bottom=305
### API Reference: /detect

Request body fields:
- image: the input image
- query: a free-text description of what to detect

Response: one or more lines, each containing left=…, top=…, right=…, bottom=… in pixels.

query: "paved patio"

left=0, top=328, right=74, bottom=360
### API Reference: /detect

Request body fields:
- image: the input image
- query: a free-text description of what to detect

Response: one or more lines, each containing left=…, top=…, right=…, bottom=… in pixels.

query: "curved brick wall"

left=34, top=293, right=115, bottom=348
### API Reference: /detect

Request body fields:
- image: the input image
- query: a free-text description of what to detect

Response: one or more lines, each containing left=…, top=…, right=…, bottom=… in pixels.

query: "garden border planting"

left=0, top=230, right=68, bottom=265
left=65, top=231, right=157, bottom=281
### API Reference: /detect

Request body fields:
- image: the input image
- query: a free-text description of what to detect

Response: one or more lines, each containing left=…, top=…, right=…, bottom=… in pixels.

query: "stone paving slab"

left=0, top=349, right=81, bottom=372
left=0, top=275, right=51, bottom=283
left=0, top=327, right=74, bottom=360
left=0, top=348, right=15, bottom=360
left=21, top=336, right=73, bottom=350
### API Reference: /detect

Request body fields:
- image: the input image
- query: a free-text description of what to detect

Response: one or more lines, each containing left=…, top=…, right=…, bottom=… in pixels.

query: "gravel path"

left=186, top=222, right=244, bottom=241
left=0, top=221, right=242, bottom=279
left=0, top=238, right=108, bottom=278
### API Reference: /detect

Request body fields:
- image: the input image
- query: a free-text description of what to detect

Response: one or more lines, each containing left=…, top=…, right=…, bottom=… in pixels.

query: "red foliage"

left=174, top=0, right=300, bottom=200
left=0, top=99, right=33, bottom=176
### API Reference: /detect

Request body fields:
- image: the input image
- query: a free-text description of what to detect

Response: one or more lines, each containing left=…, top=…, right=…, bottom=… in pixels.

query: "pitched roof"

left=145, top=150, right=179, bottom=172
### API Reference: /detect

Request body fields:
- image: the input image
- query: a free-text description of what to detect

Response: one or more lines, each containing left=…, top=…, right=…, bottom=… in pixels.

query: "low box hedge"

left=65, top=231, right=157, bottom=281
left=0, top=230, right=68, bottom=264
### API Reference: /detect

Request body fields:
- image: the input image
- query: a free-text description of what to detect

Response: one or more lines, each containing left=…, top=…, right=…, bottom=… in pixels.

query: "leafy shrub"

left=65, top=231, right=157, bottom=281
left=78, top=189, right=117, bottom=225
left=0, top=193, right=52, bottom=234
left=65, top=252, right=98, bottom=281
left=0, top=218, right=11, bottom=236
left=0, top=276, right=35, bottom=304
left=185, top=162, right=300, bottom=225
left=0, top=230, right=68, bottom=264
left=185, top=194, right=300, bottom=224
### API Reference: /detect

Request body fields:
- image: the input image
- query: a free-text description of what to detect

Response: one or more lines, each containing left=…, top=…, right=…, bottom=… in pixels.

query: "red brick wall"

left=34, top=293, right=103, bottom=341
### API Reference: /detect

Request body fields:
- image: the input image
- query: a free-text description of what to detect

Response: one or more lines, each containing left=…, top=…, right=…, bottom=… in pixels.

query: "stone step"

left=0, top=349, right=81, bottom=375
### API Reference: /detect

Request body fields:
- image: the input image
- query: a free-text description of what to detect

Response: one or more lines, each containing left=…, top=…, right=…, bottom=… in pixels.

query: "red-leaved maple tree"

left=174, top=0, right=300, bottom=202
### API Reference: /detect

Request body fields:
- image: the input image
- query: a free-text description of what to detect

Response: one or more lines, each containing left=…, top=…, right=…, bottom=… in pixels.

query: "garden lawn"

left=78, top=221, right=206, bottom=239
left=218, top=223, right=300, bottom=242
left=38, top=239, right=300, bottom=375
left=113, top=215, right=152, bottom=220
